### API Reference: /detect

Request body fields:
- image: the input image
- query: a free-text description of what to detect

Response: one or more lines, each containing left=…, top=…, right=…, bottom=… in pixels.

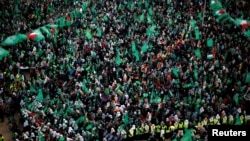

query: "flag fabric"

left=234, top=19, right=249, bottom=30
left=40, top=26, right=52, bottom=36
left=148, top=7, right=153, bottom=16
left=193, top=69, right=198, bottom=80
left=96, top=27, right=102, bottom=37
left=172, top=67, right=179, bottom=77
left=210, top=1, right=223, bottom=11
left=38, top=132, right=45, bottom=141
left=245, top=72, right=250, bottom=83
left=207, top=54, right=214, bottom=60
left=207, top=38, right=213, bottom=47
left=141, top=43, right=148, bottom=53
left=37, top=88, right=44, bottom=102
left=82, top=80, right=88, bottom=92
left=215, top=9, right=226, bottom=16
left=1, top=34, right=28, bottom=46
left=181, top=129, right=193, bottom=141
left=28, top=29, right=45, bottom=42
left=194, top=48, right=202, bottom=59
left=233, top=93, right=239, bottom=106
left=76, top=116, right=85, bottom=125
left=85, top=29, right=92, bottom=40
left=190, top=19, right=197, bottom=28
left=123, top=112, right=129, bottom=125
left=235, top=114, right=242, bottom=125
left=0, top=47, right=9, bottom=60
left=115, top=49, right=122, bottom=66
left=131, top=41, right=140, bottom=62
left=195, top=29, right=201, bottom=40
left=29, top=84, right=37, bottom=93
left=139, top=13, right=145, bottom=23
left=46, top=24, right=59, bottom=28
left=55, top=17, right=66, bottom=28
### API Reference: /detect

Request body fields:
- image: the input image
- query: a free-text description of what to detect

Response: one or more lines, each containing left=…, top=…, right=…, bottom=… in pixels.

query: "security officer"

left=240, top=114, right=245, bottom=125
left=183, top=119, right=189, bottom=129
left=121, top=129, right=127, bottom=140
left=214, top=114, right=220, bottom=125
left=228, top=115, right=234, bottom=125
left=155, top=124, right=161, bottom=138
left=202, top=117, right=208, bottom=127
left=150, top=123, right=156, bottom=136
left=144, top=123, right=150, bottom=139
left=128, top=125, right=135, bottom=138
left=208, top=116, right=214, bottom=125
left=160, top=122, right=167, bottom=140
left=165, top=125, right=171, bottom=140
left=222, top=115, right=228, bottom=125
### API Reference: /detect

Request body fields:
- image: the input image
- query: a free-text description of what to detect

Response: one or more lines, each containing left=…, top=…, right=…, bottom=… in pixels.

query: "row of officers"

left=121, top=114, right=247, bottom=140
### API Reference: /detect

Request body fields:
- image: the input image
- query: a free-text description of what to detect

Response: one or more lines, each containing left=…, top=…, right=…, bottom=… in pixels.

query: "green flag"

left=56, top=17, right=66, bottom=27
left=1, top=34, right=28, bottom=46
left=85, top=29, right=92, bottom=40
left=38, top=132, right=45, bottom=141
left=139, top=13, right=145, bottom=23
left=96, top=27, right=102, bottom=37
left=190, top=19, right=197, bottom=28
left=233, top=93, right=239, bottom=106
left=46, top=24, right=59, bottom=28
left=180, top=129, right=192, bottom=141
left=76, top=116, right=85, bottom=124
left=172, top=67, right=179, bottom=77
left=207, top=38, right=213, bottom=47
left=147, top=14, right=153, bottom=24
left=195, top=29, right=201, bottom=40
left=210, top=1, right=223, bottom=11
left=123, top=112, right=129, bottom=125
left=29, top=84, right=37, bottom=93
left=0, top=47, right=9, bottom=60
left=40, top=26, right=51, bottom=36
left=131, top=41, right=140, bottom=62
left=235, top=114, right=242, bottom=125
left=141, top=43, right=148, bottom=53
left=194, top=48, right=202, bottom=59
left=37, top=88, right=43, bottom=102
left=148, top=7, right=153, bottom=16
left=244, top=30, right=250, bottom=38
left=115, top=49, right=122, bottom=65
left=193, top=69, right=198, bottom=80
left=245, top=72, right=250, bottom=83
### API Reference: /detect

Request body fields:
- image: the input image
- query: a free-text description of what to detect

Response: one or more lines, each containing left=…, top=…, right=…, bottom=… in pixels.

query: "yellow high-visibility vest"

left=240, top=115, right=244, bottom=124
left=222, top=117, right=227, bottom=124
left=214, top=119, right=220, bottom=125
left=128, top=129, right=134, bottom=137
left=155, top=125, right=161, bottom=133
left=184, top=122, right=189, bottom=129
left=178, top=122, right=183, bottom=129
left=170, top=125, right=175, bottom=131
left=174, top=122, right=178, bottom=130
left=151, top=124, right=156, bottom=133
left=166, top=126, right=171, bottom=133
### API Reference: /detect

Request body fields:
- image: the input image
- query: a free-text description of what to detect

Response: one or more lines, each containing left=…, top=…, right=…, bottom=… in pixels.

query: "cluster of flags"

left=0, top=3, right=88, bottom=60
left=210, top=0, right=250, bottom=39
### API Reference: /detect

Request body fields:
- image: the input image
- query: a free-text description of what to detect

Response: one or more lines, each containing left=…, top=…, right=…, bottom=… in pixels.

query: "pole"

left=202, top=0, right=207, bottom=26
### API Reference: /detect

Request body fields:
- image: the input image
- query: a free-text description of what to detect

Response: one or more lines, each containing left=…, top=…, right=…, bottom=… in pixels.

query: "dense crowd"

left=0, top=0, right=250, bottom=141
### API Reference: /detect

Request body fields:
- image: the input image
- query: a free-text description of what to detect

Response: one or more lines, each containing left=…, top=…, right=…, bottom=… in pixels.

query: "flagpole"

left=202, top=0, right=207, bottom=26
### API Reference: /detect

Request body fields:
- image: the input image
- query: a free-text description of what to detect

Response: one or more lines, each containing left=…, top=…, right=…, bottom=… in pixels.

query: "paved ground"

left=0, top=116, right=14, bottom=141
